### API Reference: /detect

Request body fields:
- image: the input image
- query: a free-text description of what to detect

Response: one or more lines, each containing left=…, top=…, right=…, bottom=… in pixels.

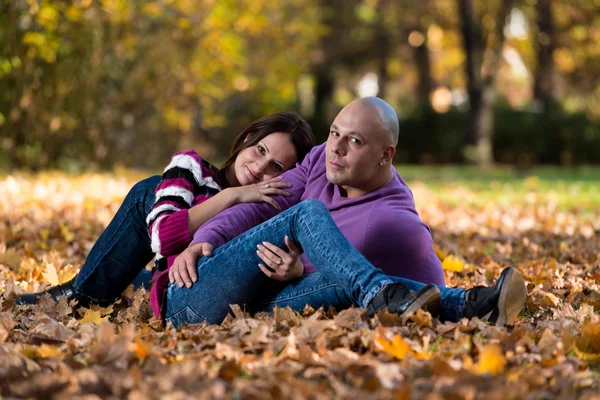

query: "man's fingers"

left=171, top=267, right=184, bottom=288
left=201, top=243, right=213, bottom=257
left=178, top=262, right=193, bottom=288
left=185, top=256, right=197, bottom=285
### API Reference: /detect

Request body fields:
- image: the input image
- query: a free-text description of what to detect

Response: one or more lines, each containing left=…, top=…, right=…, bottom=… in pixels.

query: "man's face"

left=325, top=102, right=388, bottom=195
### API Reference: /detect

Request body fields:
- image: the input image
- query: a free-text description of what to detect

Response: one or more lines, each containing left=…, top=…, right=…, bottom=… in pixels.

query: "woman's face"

left=232, top=132, right=298, bottom=186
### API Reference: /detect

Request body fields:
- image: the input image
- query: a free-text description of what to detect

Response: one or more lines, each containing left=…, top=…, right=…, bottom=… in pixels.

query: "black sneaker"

left=15, top=279, right=92, bottom=307
left=463, top=266, right=527, bottom=326
left=364, top=283, right=441, bottom=318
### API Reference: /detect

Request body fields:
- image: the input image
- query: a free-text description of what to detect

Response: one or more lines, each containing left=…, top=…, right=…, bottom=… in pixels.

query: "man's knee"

left=297, top=199, right=328, bottom=214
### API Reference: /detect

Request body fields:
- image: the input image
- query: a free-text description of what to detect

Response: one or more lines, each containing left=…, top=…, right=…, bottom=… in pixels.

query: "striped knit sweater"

left=146, top=150, right=222, bottom=317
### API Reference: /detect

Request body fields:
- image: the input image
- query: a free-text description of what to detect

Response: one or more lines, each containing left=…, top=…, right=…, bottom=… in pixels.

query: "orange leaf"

left=37, top=344, right=62, bottom=359
left=130, top=334, right=151, bottom=361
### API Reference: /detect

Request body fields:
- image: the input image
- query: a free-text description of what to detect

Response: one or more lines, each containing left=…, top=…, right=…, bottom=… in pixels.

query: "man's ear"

left=382, top=144, right=396, bottom=164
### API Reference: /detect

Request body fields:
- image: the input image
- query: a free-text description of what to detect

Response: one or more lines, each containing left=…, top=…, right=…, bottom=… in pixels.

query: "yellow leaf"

left=60, top=224, right=74, bottom=243
left=559, top=242, right=570, bottom=252
left=79, top=309, right=110, bottom=325
left=42, top=263, right=60, bottom=286
left=37, top=344, right=62, bottom=359
left=434, top=244, right=446, bottom=261
left=442, top=255, right=465, bottom=272
left=475, top=344, right=506, bottom=375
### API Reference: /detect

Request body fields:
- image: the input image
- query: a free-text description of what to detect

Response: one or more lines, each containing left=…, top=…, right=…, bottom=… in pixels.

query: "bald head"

left=351, top=97, right=399, bottom=146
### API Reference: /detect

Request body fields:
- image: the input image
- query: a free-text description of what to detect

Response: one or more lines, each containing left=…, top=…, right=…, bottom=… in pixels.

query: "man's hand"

left=256, top=236, right=303, bottom=281
left=169, top=242, right=213, bottom=288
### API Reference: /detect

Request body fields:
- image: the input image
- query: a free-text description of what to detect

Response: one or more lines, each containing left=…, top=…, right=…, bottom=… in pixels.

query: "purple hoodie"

left=192, top=143, right=445, bottom=286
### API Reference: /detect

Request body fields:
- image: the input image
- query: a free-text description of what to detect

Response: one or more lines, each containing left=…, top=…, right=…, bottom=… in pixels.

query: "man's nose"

left=331, top=140, right=345, bottom=156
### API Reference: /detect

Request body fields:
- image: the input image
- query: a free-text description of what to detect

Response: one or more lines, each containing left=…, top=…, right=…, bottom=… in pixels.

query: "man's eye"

left=351, top=137, right=361, bottom=145
left=257, top=145, right=266, bottom=155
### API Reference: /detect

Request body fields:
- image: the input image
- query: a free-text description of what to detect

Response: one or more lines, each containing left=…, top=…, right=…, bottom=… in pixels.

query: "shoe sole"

left=495, top=267, right=527, bottom=326
left=401, top=285, right=441, bottom=318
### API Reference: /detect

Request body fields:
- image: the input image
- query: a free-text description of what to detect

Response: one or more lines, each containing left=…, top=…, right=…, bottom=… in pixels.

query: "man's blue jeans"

left=72, top=176, right=161, bottom=302
left=164, top=200, right=466, bottom=327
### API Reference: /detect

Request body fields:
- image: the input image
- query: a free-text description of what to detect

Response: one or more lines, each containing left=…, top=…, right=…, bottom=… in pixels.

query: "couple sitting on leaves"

left=17, top=97, right=527, bottom=328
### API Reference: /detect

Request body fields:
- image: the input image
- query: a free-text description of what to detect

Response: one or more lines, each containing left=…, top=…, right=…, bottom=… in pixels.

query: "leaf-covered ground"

left=1, top=170, right=599, bottom=399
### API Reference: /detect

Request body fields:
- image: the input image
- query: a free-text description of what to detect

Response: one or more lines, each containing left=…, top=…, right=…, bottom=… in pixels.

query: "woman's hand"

left=256, top=236, right=304, bottom=281
left=169, top=242, right=213, bottom=288
left=225, top=176, right=292, bottom=210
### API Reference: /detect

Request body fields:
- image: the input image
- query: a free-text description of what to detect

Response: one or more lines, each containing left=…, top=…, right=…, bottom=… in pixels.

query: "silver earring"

left=379, top=161, right=383, bottom=166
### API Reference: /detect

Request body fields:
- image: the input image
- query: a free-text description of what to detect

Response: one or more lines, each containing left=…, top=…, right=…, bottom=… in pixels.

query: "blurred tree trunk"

left=312, top=66, right=335, bottom=141
left=533, top=0, right=556, bottom=111
left=413, top=29, right=433, bottom=106
left=457, top=0, right=512, bottom=165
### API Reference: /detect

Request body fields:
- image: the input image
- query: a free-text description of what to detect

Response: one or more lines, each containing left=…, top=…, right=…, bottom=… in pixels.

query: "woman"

left=16, top=112, right=316, bottom=312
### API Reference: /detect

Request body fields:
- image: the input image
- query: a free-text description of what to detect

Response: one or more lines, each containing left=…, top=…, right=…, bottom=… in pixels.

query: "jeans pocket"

left=165, top=306, right=205, bottom=328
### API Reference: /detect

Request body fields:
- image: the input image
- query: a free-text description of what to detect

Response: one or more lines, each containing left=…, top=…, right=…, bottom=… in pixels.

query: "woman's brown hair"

left=219, top=112, right=315, bottom=186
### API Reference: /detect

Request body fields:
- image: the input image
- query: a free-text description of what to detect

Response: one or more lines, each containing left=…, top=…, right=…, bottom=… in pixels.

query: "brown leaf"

left=0, top=312, right=16, bottom=343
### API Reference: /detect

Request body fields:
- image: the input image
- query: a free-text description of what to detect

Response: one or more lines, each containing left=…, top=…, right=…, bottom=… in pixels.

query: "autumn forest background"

left=1, top=0, right=600, bottom=169
left=1, top=0, right=600, bottom=398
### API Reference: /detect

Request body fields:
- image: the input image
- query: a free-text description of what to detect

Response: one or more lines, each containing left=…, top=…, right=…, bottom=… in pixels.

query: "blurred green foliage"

left=0, top=0, right=323, bottom=170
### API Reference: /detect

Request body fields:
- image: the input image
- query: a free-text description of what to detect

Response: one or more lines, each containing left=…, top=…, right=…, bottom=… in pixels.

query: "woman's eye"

left=273, top=163, right=283, bottom=172
left=257, top=145, right=266, bottom=155
left=330, top=131, right=339, bottom=137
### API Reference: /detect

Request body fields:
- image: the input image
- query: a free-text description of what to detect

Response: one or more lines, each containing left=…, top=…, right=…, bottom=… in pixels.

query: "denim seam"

left=256, top=284, right=339, bottom=305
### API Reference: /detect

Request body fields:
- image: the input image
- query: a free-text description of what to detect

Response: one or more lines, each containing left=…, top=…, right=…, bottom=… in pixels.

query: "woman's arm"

left=186, top=179, right=290, bottom=234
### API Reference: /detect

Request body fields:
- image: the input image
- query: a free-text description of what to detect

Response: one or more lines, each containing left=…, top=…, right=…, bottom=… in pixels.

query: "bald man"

left=164, top=97, right=526, bottom=327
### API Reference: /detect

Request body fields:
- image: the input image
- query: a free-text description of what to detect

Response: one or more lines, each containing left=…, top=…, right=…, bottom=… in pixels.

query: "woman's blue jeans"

left=72, top=176, right=161, bottom=302
left=164, top=200, right=466, bottom=327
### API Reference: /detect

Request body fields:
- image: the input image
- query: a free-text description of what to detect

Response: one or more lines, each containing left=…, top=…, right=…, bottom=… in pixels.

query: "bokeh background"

left=1, top=0, right=599, bottom=170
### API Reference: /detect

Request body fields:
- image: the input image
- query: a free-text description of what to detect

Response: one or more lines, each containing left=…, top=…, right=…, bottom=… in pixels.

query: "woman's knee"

left=126, top=175, right=161, bottom=209
left=130, top=175, right=161, bottom=196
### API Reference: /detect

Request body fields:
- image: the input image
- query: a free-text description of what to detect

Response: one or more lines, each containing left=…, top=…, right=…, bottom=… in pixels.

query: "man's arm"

left=191, top=145, right=321, bottom=249
left=364, top=209, right=446, bottom=287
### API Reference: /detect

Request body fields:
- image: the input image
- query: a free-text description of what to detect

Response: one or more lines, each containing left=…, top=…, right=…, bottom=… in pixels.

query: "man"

left=163, top=97, right=526, bottom=327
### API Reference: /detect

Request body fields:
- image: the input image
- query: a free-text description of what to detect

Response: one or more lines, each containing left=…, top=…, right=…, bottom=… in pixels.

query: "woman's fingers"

left=263, top=188, right=291, bottom=197
left=259, top=241, right=290, bottom=265
left=258, top=263, right=284, bottom=281
left=260, top=196, right=281, bottom=210
left=256, top=245, right=280, bottom=267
